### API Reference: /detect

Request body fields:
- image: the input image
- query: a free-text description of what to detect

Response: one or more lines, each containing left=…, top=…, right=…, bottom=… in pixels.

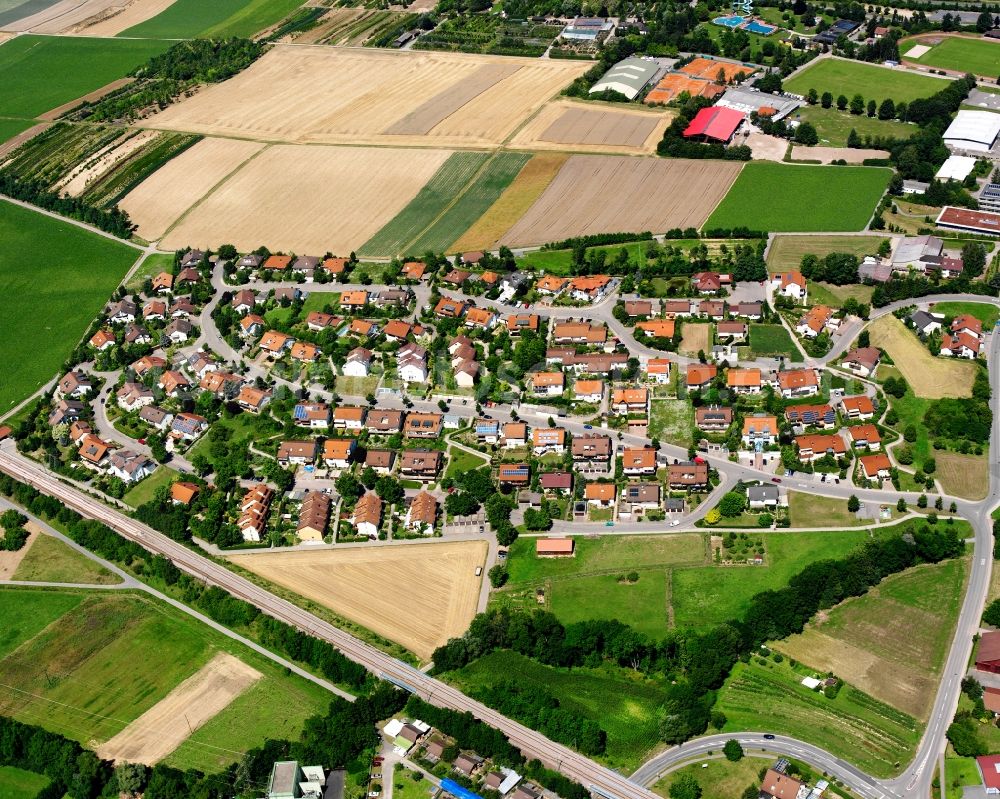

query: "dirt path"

left=0, top=522, right=41, bottom=579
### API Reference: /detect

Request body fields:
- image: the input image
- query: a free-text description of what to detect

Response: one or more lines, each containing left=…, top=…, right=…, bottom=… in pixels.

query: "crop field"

left=501, top=156, right=742, bottom=248
left=0, top=0, right=171, bottom=35
left=452, top=153, right=566, bottom=252
left=293, top=8, right=414, bottom=46
left=161, top=144, right=452, bottom=254
left=147, top=46, right=589, bottom=149
left=120, top=136, right=265, bottom=241
left=716, top=658, right=919, bottom=778
left=0, top=35, right=168, bottom=119
left=0, top=199, right=138, bottom=414
left=0, top=588, right=331, bottom=773
left=1, top=122, right=129, bottom=185
left=705, top=162, right=891, bottom=232
left=12, top=533, right=120, bottom=585
left=678, top=322, right=711, bottom=356
left=0, top=589, right=84, bottom=659
left=935, top=450, right=988, bottom=500
left=868, top=315, right=975, bottom=398
left=776, top=557, right=967, bottom=720
left=748, top=324, right=800, bottom=359
left=446, top=649, right=668, bottom=773
left=788, top=104, right=917, bottom=148
left=904, top=35, right=1000, bottom=78
left=121, top=0, right=303, bottom=38
left=0, top=766, right=48, bottom=798
left=783, top=57, right=949, bottom=104
left=509, top=100, right=672, bottom=155
left=767, top=233, right=884, bottom=271
left=230, top=541, right=488, bottom=660
left=72, top=0, right=177, bottom=36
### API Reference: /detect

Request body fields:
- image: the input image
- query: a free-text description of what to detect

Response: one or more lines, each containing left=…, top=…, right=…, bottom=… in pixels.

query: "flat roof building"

left=943, top=109, right=1000, bottom=153
left=589, top=56, right=660, bottom=100
left=935, top=154, right=978, bottom=181
left=719, top=86, right=800, bottom=120
left=937, top=206, right=1000, bottom=236
left=980, top=183, right=1000, bottom=213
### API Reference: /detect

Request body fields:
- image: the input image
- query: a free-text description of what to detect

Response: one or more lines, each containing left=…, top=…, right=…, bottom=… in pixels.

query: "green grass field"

left=705, top=163, right=891, bottom=232
left=748, top=324, right=801, bottom=359
left=549, top=571, right=670, bottom=639
left=445, top=649, right=668, bottom=773
left=931, top=301, right=1000, bottom=328
left=0, top=589, right=85, bottom=659
left=445, top=447, right=489, bottom=478
left=653, top=756, right=769, bottom=799
left=0, top=200, right=138, bottom=415
left=715, top=658, right=919, bottom=778
left=360, top=152, right=491, bottom=258
left=121, top=0, right=304, bottom=38
left=789, top=104, right=917, bottom=147
left=944, top=755, right=981, bottom=799
left=807, top=280, right=875, bottom=307
left=125, top=251, right=174, bottom=291
left=766, top=233, right=884, bottom=271
left=0, top=766, right=49, bottom=798
left=0, top=588, right=331, bottom=774
left=0, top=117, right=35, bottom=144
left=648, top=399, right=694, bottom=445
left=12, top=534, right=120, bottom=585
left=784, top=57, right=949, bottom=104
left=123, top=465, right=180, bottom=508
left=787, top=491, right=865, bottom=527
left=0, top=36, right=169, bottom=119
left=907, top=36, right=1000, bottom=78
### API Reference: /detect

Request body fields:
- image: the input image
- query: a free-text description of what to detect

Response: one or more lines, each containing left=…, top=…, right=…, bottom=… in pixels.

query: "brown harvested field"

left=59, top=128, right=159, bottom=196
left=160, top=144, right=451, bottom=253
left=96, top=652, right=261, bottom=765
left=679, top=322, right=711, bottom=357
left=2, top=0, right=161, bottom=32
left=935, top=450, right=988, bottom=500
left=451, top=153, right=567, bottom=252
left=791, top=145, right=890, bottom=164
left=146, top=45, right=589, bottom=149
left=0, top=521, right=41, bottom=579
left=74, top=0, right=176, bottom=36
left=500, top=156, right=742, bottom=248
left=867, top=315, right=975, bottom=399
left=230, top=541, right=488, bottom=660
left=508, top=100, right=672, bottom=155
left=120, top=136, right=265, bottom=241
left=38, top=77, right=134, bottom=121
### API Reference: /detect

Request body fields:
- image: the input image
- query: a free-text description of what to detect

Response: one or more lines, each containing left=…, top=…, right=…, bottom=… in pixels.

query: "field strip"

left=37, top=77, right=135, bottom=121
left=95, top=652, right=261, bottom=765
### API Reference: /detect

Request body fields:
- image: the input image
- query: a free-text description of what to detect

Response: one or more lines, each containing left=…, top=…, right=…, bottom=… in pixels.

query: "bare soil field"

left=37, top=77, right=134, bottom=121
left=509, top=100, right=671, bottom=155
left=146, top=45, right=589, bottom=149
left=96, top=652, right=261, bottom=764
left=867, top=315, right=975, bottom=398
left=74, top=0, right=176, bottom=36
left=451, top=153, right=567, bottom=252
left=791, top=145, right=890, bottom=164
left=161, top=144, right=451, bottom=253
left=935, top=450, right=988, bottom=500
left=0, top=522, right=40, bottom=579
left=500, top=156, right=742, bottom=248
left=59, top=128, right=158, bottom=196
left=120, top=136, right=265, bottom=241
left=230, top=541, right=488, bottom=660
left=745, top=132, right=789, bottom=162
left=679, top=322, right=711, bottom=357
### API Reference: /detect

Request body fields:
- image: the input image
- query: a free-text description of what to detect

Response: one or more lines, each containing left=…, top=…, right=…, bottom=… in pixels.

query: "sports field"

left=120, top=0, right=303, bottom=38
left=867, top=315, right=976, bottom=398
left=783, top=57, right=949, bottom=104
left=230, top=541, right=488, bottom=660
left=0, top=35, right=168, bottom=119
left=705, top=162, right=891, bottom=232
left=0, top=199, right=138, bottom=415
left=904, top=35, right=1000, bottom=78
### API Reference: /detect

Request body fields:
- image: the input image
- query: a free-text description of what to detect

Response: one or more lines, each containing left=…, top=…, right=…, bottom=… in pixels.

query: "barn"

left=977, top=630, right=1000, bottom=674
left=683, top=106, right=745, bottom=143
left=536, top=538, right=575, bottom=557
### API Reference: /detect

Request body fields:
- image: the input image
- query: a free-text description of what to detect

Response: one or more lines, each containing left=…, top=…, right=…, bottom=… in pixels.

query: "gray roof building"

left=747, top=484, right=780, bottom=505
left=589, top=57, right=660, bottom=100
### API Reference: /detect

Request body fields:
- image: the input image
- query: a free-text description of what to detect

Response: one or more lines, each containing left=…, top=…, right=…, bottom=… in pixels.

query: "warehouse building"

left=589, top=56, right=660, bottom=99
left=935, top=154, right=978, bottom=182
left=943, top=110, right=1000, bottom=153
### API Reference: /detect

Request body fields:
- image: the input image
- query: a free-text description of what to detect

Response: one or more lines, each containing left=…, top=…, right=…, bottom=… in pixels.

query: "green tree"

left=918, top=494, right=928, bottom=508
left=821, top=91, right=833, bottom=108
left=878, top=98, right=896, bottom=120
left=488, top=564, right=508, bottom=588
left=719, top=491, right=747, bottom=517
left=858, top=330, right=870, bottom=348
left=847, top=495, right=860, bottom=513
left=849, top=94, right=865, bottom=115
left=807, top=88, right=818, bottom=105
left=904, top=424, right=917, bottom=442
left=897, top=497, right=907, bottom=512
left=866, top=99, right=877, bottom=117
left=670, top=774, right=702, bottom=799
left=723, top=739, right=744, bottom=762
left=847, top=128, right=861, bottom=147
left=836, top=94, right=848, bottom=110
left=794, top=122, right=819, bottom=145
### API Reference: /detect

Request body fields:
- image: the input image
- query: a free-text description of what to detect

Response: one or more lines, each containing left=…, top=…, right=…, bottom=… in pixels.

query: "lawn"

left=123, top=465, right=180, bottom=508
left=936, top=449, right=988, bottom=500
left=648, top=398, right=694, bottom=446
left=549, top=571, right=670, bottom=640
left=0, top=199, right=138, bottom=415
left=0, top=766, right=49, bottom=798
left=652, top=756, right=769, bottom=799
left=748, top=323, right=801, bottom=360
left=931, top=301, right=1000, bottom=329
left=12, top=534, right=121, bottom=585
left=393, top=767, right=437, bottom=799
left=906, top=36, right=1000, bottom=78
left=705, top=162, right=891, bottom=233
left=943, top=755, right=981, bottom=799
left=787, top=491, right=864, bottom=527
left=766, top=233, right=884, bottom=271
left=121, top=0, right=304, bottom=38
left=0, top=36, right=169, bottom=120
left=125, top=251, right=174, bottom=291
left=446, top=447, right=489, bottom=478
left=776, top=556, right=968, bottom=720
left=783, top=57, right=949, bottom=104
left=445, top=649, right=669, bottom=773
left=0, top=117, right=35, bottom=144
left=807, top=280, right=875, bottom=307
left=788, top=104, right=917, bottom=147
left=868, top=315, right=976, bottom=399
left=0, top=588, right=85, bottom=659
left=715, top=657, right=919, bottom=778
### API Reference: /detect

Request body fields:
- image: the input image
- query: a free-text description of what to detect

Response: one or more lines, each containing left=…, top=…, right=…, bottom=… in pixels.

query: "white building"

left=943, top=110, right=1000, bottom=153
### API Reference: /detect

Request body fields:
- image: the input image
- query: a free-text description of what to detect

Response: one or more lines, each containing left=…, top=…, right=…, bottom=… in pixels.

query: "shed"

left=536, top=538, right=575, bottom=557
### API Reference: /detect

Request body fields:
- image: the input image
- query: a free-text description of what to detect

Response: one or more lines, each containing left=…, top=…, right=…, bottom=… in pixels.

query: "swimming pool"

left=713, top=15, right=745, bottom=27
left=744, top=19, right=777, bottom=34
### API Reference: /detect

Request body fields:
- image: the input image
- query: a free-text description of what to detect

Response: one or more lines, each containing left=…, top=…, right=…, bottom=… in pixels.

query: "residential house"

left=465, top=307, right=497, bottom=329
left=169, top=297, right=197, bottom=318
left=434, top=298, right=467, bottom=319
left=399, top=449, right=444, bottom=480
left=573, top=379, right=603, bottom=403
left=401, top=261, right=426, bottom=280
left=158, top=370, right=190, bottom=397
left=68, top=420, right=92, bottom=443
left=568, top=274, right=612, bottom=302
left=502, top=422, right=527, bottom=449
left=636, top=320, right=676, bottom=339
left=698, top=300, right=726, bottom=320
left=716, top=321, right=748, bottom=341
left=342, top=347, right=373, bottom=378
left=237, top=386, right=272, bottom=414
left=108, top=450, right=155, bottom=484
left=78, top=434, right=112, bottom=470
left=263, top=254, right=292, bottom=271
left=529, top=371, right=565, bottom=397
left=734, top=302, right=763, bottom=320
left=624, top=300, right=653, bottom=317
left=532, top=428, right=566, bottom=455
left=352, top=492, right=383, bottom=538
left=58, top=371, right=94, bottom=399
left=398, top=343, right=429, bottom=383
left=748, top=484, right=780, bottom=509
left=170, top=482, right=199, bottom=505
left=760, top=768, right=805, bottom=799
left=90, top=330, right=115, bottom=351
left=727, top=368, right=762, bottom=395
left=540, top=471, right=573, bottom=493
left=841, top=395, right=875, bottom=420
left=668, top=461, right=709, bottom=490
left=644, top=358, right=672, bottom=384
left=843, top=347, right=882, bottom=377
left=506, top=313, right=539, bottom=335
left=405, top=491, right=438, bottom=534
left=132, top=355, right=166, bottom=377
left=572, top=433, right=612, bottom=464
left=333, top=406, right=366, bottom=431
left=290, top=341, right=320, bottom=363
left=910, top=310, right=943, bottom=337
left=259, top=330, right=293, bottom=357
left=453, top=754, right=483, bottom=778
left=199, top=370, right=242, bottom=398
left=340, top=290, right=369, bottom=310
left=236, top=253, right=263, bottom=271
left=777, top=368, right=820, bottom=398
left=611, top=387, right=649, bottom=413
left=50, top=399, right=86, bottom=427
left=796, top=305, right=835, bottom=338
left=365, top=449, right=395, bottom=474
left=686, top=364, right=717, bottom=390
left=664, top=300, right=694, bottom=317
left=294, top=402, right=330, bottom=429
left=171, top=412, right=208, bottom=442
left=585, top=482, right=616, bottom=506
left=383, top=320, right=412, bottom=342
left=536, top=276, right=568, bottom=295
left=692, top=271, right=722, bottom=294
left=297, top=491, right=331, bottom=541
left=164, top=318, right=192, bottom=343
left=785, top=403, right=836, bottom=429
left=240, top=314, right=266, bottom=337
left=848, top=424, right=881, bottom=450
left=696, top=405, right=732, bottom=431
left=124, top=324, right=151, bottom=345
left=552, top=322, right=606, bottom=345
left=323, top=438, right=356, bottom=469
left=771, top=271, right=807, bottom=300
left=151, top=271, right=174, bottom=293
left=795, top=433, right=846, bottom=462
left=322, top=256, right=349, bottom=276
left=475, top=418, right=501, bottom=444
left=139, top=405, right=172, bottom=431
left=497, top=463, right=530, bottom=487
left=622, top=446, right=656, bottom=476
left=277, top=440, right=318, bottom=466
left=238, top=483, right=273, bottom=542
left=367, top=410, right=404, bottom=435
left=107, top=299, right=137, bottom=324
left=232, top=289, right=256, bottom=314
left=742, top=414, right=778, bottom=447
left=404, top=412, right=442, bottom=439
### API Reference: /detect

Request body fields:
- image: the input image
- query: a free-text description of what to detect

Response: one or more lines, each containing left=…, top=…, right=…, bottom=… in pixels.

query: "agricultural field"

left=783, top=57, right=950, bottom=104
left=509, top=100, right=672, bottom=155
left=0, top=0, right=170, bottom=35
left=903, top=35, right=1000, bottom=78
left=292, top=8, right=415, bottom=46
left=715, top=657, right=919, bottom=778
left=788, top=104, right=917, bottom=148
left=704, top=162, right=891, bottom=232
left=868, top=315, right=976, bottom=398
left=0, top=35, right=168, bottom=119
left=0, top=766, right=48, bottom=798
left=766, top=233, right=884, bottom=271
left=120, top=136, right=265, bottom=241
left=0, top=199, right=138, bottom=415
left=787, top=491, right=865, bottom=527
left=0, top=588, right=332, bottom=773
left=1, top=122, right=127, bottom=187
left=120, top=0, right=303, bottom=39
left=678, top=322, right=712, bottom=356
left=748, top=324, right=801, bottom=359
left=0, top=117, right=34, bottom=145
left=414, top=15, right=563, bottom=57
left=648, top=398, right=694, bottom=446
left=230, top=541, right=488, bottom=660
left=12, top=533, right=121, bottom=585
left=445, top=649, right=668, bottom=773
left=502, top=156, right=742, bottom=248
left=776, top=557, right=967, bottom=719
left=452, top=153, right=567, bottom=252
left=0, top=589, right=84, bottom=659
left=146, top=46, right=590, bottom=149
left=161, top=144, right=452, bottom=254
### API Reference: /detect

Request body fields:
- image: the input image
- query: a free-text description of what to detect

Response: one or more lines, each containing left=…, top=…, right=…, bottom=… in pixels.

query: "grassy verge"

left=11, top=534, right=120, bottom=585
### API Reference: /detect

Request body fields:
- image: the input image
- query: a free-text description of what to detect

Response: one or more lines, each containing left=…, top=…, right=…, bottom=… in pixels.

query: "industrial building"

left=935, top=154, right=978, bottom=182
left=936, top=206, right=1000, bottom=236
left=980, top=183, right=1000, bottom=213
left=718, top=86, right=800, bottom=120
left=589, top=56, right=660, bottom=99
left=943, top=109, right=1000, bottom=153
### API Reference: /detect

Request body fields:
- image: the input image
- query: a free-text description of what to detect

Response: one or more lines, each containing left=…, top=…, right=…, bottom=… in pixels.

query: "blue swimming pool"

left=713, top=15, right=745, bottom=27
left=745, top=19, right=777, bottom=34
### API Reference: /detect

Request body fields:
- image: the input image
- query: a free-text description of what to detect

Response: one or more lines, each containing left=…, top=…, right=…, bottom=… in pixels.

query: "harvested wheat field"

left=500, top=156, right=742, bottom=248
left=2, top=0, right=148, bottom=32
left=161, top=144, right=450, bottom=253
left=451, top=153, right=567, bottom=252
left=74, top=0, right=177, bottom=36
left=0, top=522, right=41, bottom=579
left=147, top=45, right=589, bottom=148
left=230, top=541, right=488, bottom=660
left=96, top=652, right=261, bottom=764
left=510, top=100, right=671, bottom=154
left=120, top=136, right=265, bottom=241
left=867, top=315, right=975, bottom=398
